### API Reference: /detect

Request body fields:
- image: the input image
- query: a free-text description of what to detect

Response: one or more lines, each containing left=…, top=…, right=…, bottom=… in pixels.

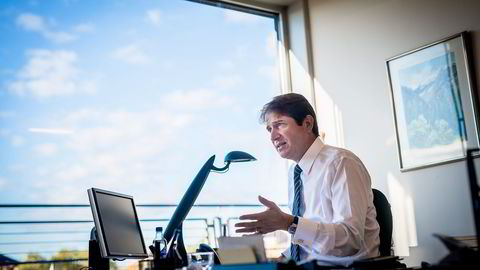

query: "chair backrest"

left=372, top=188, right=393, bottom=256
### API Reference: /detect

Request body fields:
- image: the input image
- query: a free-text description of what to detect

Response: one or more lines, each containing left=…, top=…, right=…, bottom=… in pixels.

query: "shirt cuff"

left=292, top=217, right=336, bottom=253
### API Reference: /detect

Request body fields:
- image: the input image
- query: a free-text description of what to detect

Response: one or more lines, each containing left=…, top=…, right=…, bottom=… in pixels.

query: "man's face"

left=265, top=112, right=313, bottom=162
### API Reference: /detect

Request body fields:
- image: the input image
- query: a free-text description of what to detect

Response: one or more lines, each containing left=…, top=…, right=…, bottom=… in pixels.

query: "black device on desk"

left=88, top=188, right=148, bottom=270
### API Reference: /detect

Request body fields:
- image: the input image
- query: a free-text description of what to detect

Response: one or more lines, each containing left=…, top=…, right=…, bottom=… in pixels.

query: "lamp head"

left=210, top=151, right=256, bottom=172
left=224, top=151, right=257, bottom=163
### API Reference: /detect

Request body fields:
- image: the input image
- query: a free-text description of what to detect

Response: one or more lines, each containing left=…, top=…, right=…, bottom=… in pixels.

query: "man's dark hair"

left=260, top=93, right=319, bottom=136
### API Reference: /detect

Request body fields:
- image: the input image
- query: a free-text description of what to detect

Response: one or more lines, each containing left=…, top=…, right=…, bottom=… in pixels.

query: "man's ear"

left=303, top=115, right=314, bottom=131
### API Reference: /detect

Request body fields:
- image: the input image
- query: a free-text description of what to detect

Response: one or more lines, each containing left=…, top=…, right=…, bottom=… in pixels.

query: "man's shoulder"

left=321, top=144, right=362, bottom=165
left=322, top=144, right=355, bottom=158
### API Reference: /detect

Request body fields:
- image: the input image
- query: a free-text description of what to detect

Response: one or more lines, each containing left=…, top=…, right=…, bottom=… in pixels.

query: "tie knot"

left=294, top=164, right=302, bottom=175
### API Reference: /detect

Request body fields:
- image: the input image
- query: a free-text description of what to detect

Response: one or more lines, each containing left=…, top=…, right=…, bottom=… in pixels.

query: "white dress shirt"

left=283, top=137, right=380, bottom=266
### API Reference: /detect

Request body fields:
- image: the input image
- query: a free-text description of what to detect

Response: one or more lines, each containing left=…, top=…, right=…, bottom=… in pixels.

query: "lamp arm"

left=163, top=155, right=216, bottom=242
left=211, top=161, right=231, bottom=172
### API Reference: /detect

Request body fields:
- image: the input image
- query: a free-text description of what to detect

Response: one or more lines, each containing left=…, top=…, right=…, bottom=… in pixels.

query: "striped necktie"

left=290, top=164, right=303, bottom=262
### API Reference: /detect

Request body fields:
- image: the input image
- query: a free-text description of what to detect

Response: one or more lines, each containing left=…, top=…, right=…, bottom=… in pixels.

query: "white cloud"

left=8, top=49, right=96, bottom=98
left=43, top=30, right=76, bottom=43
left=162, top=89, right=233, bottom=110
left=146, top=9, right=162, bottom=26
left=258, top=64, right=278, bottom=82
left=0, top=128, right=9, bottom=137
left=212, top=74, right=242, bottom=89
left=217, top=60, right=234, bottom=70
left=111, top=44, right=149, bottom=64
left=10, top=87, right=241, bottom=202
left=28, top=128, right=74, bottom=135
left=0, top=111, right=15, bottom=118
left=16, top=12, right=76, bottom=43
left=16, top=13, right=45, bottom=31
left=11, top=135, right=25, bottom=147
left=55, top=164, right=88, bottom=181
left=235, top=45, right=248, bottom=59
left=7, top=163, right=26, bottom=172
left=62, top=108, right=191, bottom=156
left=224, top=9, right=260, bottom=24
left=34, top=143, right=58, bottom=157
left=0, top=176, right=7, bottom=189
left=25, top=107, right=195, bottom=202
left=74, top=23, right=95, bottom=33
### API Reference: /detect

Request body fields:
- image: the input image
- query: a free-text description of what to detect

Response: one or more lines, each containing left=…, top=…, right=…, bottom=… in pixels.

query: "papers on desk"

left=216, top=247, right=257, bottom=265
left=217, top=235, right=267, bottom=265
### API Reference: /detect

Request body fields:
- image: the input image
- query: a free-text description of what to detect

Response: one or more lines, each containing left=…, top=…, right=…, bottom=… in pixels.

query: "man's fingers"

left=235, top=221, right=257, bottom=228
left=235, top=227, right=257, bottom=233
left=258, top=195, right=278, bottom=209
left=242, top=233, right=259, bottom=236
left=239, top=213, right=261, bottom=220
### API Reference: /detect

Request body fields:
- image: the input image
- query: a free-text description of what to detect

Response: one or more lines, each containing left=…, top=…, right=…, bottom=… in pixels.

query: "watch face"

left=288, top=223, right=297, bottom=235
left=288, top=216, right=299, bottom=235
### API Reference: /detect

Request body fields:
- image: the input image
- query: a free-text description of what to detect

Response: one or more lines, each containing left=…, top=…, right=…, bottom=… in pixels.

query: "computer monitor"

left=88, top=188, right=148, bottom=259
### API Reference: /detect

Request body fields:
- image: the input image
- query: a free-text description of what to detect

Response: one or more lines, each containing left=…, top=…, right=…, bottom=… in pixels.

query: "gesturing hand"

left=235, top=195, right=292, bottom=235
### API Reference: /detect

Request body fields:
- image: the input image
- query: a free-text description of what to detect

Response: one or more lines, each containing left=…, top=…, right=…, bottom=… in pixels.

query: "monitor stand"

left=89, top=227, right=110, bottom=270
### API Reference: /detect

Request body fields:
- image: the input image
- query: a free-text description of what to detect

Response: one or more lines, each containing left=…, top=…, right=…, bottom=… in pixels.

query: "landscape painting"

left=387, top=32, right=478, bottom=171
left=399, top=52, right=465, bottom=150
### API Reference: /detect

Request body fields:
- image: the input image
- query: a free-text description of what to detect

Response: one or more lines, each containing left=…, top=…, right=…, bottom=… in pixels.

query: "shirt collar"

left=297, top=137, right=324, bottom=176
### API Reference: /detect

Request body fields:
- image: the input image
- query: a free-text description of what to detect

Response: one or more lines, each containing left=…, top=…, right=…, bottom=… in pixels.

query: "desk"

left=212, top=258, right=410, bottom=270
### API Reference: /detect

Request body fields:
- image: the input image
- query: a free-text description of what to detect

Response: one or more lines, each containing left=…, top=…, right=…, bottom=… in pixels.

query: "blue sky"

left=0, top=0, right=289, bottom=260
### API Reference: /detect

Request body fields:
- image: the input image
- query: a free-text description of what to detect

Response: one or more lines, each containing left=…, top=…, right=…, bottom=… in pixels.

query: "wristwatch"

left=287, top=216, right=299, bottom=235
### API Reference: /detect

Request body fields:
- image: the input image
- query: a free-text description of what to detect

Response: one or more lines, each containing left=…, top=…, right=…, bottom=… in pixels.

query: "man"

left=235, top=93, right=380, bottom=266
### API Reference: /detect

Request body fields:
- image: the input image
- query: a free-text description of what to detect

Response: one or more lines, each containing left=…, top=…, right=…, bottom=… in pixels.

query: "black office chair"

left=350, top=189, right=402, bottom=269
left=350, top=189, right=407, bottom=269
left=372, top=188, right=393, bottom=256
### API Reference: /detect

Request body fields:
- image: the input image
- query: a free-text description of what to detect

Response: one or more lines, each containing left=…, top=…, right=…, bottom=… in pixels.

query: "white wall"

left=286, top=0, right=315, bottom=102
left=288, top=0, right=480, bottom=266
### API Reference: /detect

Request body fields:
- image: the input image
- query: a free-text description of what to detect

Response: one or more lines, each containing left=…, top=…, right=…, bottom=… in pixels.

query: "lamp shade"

left=224, top=151, right=256, bottom=163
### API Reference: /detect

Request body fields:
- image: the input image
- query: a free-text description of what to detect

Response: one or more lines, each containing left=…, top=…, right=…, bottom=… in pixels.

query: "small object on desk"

left=421, top=233, right=480, bottom=269
left=452, top=235, right=478, bottom=250
left=187, top=252, right=214, bottom=269
left=152, top=226, right=167, bottom=259
left=218, top=235, right=267, bottom=263
left=217, top=247, right=257, bottom=265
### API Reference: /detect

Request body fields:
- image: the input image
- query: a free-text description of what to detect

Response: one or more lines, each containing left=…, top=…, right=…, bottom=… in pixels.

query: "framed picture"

left=386, top=32, right=479, bottom=171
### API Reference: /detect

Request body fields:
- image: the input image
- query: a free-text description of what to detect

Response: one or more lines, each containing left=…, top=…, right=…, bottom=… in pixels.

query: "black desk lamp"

left=159, top=151, right=256, bottom=267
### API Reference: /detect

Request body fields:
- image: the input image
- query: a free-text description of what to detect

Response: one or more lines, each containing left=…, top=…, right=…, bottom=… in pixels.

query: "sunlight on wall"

left=387, top=173, right=418, bottom=257
left=288, top=49, right=313, bottom=101
left=313, top=78, right=345, bottom=147
left=288, top=47, right=347, bottom=147
left=286, top=48, right=347, bottom=146
left=406, top=196, right=418, bottom=247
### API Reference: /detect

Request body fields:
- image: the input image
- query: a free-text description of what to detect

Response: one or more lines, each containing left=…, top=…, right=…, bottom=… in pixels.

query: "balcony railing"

left=0, top=203, right=290, bottom=269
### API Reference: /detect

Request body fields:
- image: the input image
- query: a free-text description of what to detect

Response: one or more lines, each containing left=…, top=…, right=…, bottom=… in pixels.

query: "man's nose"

left=270, top=129, right=279, bottom=141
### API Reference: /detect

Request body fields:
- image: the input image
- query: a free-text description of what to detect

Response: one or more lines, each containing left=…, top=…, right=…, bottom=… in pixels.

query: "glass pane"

left=0, top=0, right=288, bottom=264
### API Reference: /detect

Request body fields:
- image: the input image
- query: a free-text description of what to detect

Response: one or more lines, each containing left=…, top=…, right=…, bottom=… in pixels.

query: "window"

left=0, top=0, right=288, bottom=264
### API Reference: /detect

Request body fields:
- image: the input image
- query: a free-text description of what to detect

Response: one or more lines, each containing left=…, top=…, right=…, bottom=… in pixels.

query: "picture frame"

left=386, top=31, right=479, bottom=171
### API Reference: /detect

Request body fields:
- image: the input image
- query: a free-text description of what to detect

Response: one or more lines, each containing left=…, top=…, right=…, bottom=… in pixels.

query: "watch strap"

left=288, top=216, right=299, bottom=235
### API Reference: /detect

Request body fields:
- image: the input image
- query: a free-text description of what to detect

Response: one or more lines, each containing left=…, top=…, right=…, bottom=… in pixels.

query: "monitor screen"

left=88, top=188, right=148, bottom=259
